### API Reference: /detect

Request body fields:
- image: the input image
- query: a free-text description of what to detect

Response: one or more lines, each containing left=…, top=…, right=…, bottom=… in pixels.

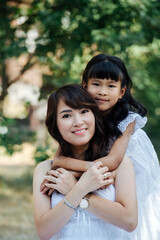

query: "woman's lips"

left=72, top=128, right=87, bottom=135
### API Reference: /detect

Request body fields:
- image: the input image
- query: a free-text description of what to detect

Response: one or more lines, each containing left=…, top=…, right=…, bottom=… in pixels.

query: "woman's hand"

left=78, top=161, right=113, bottom=194
left=40, top=169, right=59, bottom=195
left=40, top=169, right=80, bottom=195
left=100, top=170, right=115, bottom=189
left=44, top=168, right=77, bottom=196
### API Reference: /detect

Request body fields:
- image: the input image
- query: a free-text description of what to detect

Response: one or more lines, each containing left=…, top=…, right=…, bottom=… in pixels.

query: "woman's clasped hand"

left=42, top=162, right=112, bottom=196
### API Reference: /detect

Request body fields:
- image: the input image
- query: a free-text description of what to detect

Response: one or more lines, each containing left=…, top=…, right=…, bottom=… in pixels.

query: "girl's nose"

left=98, top=86, right=107, bottom=96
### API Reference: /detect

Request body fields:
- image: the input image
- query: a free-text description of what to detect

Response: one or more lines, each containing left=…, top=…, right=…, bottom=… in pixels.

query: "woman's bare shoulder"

left=115, top=156, right=134, bottom=175
left=34, top=159, right=52, bottom=175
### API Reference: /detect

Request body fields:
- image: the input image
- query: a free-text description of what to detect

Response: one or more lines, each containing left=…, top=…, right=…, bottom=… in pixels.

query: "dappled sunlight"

left=0, top=142, right=35, bottom=166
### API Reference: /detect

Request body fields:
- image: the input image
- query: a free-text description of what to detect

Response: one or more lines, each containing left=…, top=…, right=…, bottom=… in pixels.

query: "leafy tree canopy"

left=0, top=0, right=160, bottom=157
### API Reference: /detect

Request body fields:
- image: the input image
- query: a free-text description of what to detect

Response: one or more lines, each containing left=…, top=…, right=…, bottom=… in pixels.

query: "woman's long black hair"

left=82, top=53, right=147, bottom=137
left=45, top=84, right=112, bottom=161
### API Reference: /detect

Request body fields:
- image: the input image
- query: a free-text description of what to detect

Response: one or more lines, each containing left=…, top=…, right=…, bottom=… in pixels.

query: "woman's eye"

left=81, top=109, right=89, bottom=114
left=62, top=114, right=71, bottom=118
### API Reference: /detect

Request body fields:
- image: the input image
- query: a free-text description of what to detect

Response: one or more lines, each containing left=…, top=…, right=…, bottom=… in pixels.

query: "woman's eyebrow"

left=59, top=109, right=72, bottom=114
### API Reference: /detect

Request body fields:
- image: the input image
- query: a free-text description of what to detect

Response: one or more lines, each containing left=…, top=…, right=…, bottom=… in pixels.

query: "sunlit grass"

left=0, top=165, right=38, bottom=240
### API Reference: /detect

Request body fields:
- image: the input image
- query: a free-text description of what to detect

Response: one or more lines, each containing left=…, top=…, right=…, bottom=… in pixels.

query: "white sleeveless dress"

left=50, top=185, right=126, bottom=240
left=50, top=112, right=160, bottom=240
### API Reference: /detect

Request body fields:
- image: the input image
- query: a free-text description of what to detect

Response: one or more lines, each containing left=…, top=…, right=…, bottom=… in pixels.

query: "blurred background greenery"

left=0, top=0, right=160, bottom=159
left=0, top=0, right=160, bottom=239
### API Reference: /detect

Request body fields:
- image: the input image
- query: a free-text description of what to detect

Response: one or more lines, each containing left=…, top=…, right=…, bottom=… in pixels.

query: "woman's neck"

left=71, top=144, right=89, bottom=160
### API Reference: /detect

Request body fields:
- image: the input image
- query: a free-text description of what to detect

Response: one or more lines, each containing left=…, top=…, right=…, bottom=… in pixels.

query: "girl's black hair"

left=82, top=54, right=147, bottom=137
left=45, top=84, right=112, bottom=161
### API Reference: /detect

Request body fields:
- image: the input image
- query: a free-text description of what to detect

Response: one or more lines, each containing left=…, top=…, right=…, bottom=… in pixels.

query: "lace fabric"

left=118, top=112, right=147, bottom=133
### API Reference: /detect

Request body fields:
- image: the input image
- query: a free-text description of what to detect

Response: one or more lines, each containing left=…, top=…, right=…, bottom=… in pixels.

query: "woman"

left=33, top=84, right=137, bottom=240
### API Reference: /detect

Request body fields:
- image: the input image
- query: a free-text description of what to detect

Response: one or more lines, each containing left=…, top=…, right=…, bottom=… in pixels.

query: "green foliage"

left=0, top=0, right=160, bottom=158
left=33, top=145, right=56, bottom=164
left=0, top=112, right=35, bottom=155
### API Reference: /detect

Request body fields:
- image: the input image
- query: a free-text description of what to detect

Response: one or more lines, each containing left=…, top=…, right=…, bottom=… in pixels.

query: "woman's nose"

left=73, top=115, right=84, bottom=127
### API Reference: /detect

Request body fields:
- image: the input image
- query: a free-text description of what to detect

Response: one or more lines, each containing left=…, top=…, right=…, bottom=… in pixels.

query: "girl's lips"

left=96, top=98, right=108, bottom=102
left=72, top=128, right=87, bottom=135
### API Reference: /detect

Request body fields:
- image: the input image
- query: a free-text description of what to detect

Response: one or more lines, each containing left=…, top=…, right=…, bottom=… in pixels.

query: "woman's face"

left=57, top=99, right=95, bottom=148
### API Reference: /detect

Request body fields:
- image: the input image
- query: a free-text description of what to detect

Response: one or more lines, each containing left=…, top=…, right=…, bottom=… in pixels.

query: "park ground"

left=0, top=143, right=39, bottom=240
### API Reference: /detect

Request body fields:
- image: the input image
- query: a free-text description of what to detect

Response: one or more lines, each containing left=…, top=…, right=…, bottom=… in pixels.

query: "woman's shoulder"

left=34, top=159, right=52, bottom=175
left=116, top=156, right=134, bottom=174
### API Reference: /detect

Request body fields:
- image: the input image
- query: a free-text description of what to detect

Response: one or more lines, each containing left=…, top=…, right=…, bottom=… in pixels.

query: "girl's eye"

left=81, top=109, right=89, bottom=114
left=108, top=84, right=116, bottom=88
left=62, top=114, right=71, bottom=118
left=92, top=83, right=100, bottom=86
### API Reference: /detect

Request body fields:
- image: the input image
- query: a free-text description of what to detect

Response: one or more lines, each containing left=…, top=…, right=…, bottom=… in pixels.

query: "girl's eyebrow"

left=107, top=78, right=116, bottom=82
left=59, top=109, right=72, bottom=114
left=90, top=78, right=99, bottom=81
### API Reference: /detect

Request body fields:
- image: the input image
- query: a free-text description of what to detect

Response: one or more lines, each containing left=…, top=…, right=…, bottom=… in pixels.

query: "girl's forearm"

left=52, top=122, right=135, bottom=172
left=94, top=121, right=135, bottom=171
left=53, top=146, right=91, bottom=171
left=53, top=155, right=93, bottom=172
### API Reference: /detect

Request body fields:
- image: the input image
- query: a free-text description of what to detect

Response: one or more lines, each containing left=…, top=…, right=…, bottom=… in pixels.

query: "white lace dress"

left=50, top=112, right=160, bottom=240
left=118, top=112, right=160, bottom=240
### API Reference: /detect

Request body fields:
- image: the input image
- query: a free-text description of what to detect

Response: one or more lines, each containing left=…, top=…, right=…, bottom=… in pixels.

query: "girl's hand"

left=44, top=168, right=77, bottom=196
left=78, top=161, right=113, bottom=194
left=52, top=156, right=60, bottom=170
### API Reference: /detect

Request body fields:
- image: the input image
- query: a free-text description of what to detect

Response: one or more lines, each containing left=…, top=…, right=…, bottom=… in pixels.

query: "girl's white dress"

left=118, top=112, right=160, bottom=240
left=50, top=112, right=160, bottom=240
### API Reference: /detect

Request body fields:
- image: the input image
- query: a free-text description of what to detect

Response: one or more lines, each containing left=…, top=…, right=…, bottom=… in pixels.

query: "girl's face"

left=57, top=99, right=95, bottom=149
left=85, top=78, right=126, bottom=114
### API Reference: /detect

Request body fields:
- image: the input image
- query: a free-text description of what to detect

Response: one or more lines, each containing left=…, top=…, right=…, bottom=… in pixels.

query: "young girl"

left=42, top=54, right=160, bottom=239
left=34, top=84, right=137, bottom=240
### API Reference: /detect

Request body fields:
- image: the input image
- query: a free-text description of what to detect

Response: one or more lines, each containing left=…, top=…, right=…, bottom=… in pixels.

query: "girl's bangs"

left=88, top=61, right=122, bottom=82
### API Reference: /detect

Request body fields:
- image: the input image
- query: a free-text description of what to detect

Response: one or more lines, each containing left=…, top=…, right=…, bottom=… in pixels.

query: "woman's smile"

left=72, top=128, right=88, bottom=135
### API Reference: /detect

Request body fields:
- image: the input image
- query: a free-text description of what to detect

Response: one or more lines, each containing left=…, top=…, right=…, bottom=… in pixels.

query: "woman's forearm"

left=36, top=181, right=86, bottom=240
left=88, top=157, right=137, bottom=232
left=88, top=194, right=137, bottom=232
left=34, top=161, right=110, bottom=239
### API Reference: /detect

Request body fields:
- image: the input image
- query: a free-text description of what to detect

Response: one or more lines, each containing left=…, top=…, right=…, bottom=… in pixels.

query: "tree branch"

left=0, top=54, right=37, bottom=101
